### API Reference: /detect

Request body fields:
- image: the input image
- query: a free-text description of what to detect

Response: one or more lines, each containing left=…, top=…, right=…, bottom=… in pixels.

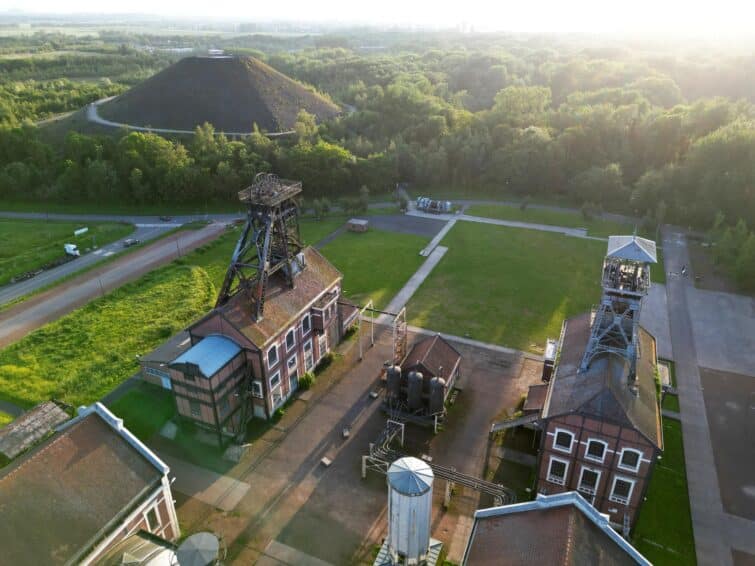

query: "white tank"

left=387, top=456, right=434, bottom=565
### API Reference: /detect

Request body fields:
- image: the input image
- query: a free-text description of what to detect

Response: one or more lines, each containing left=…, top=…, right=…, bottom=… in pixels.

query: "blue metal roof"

left=171, top=335, right=242, bottom=377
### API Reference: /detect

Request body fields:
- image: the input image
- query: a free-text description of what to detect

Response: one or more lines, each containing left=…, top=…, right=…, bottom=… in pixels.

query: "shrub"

left=315, top=351, right=335, bottom=373
left=299, top=371, right=316, bottom=390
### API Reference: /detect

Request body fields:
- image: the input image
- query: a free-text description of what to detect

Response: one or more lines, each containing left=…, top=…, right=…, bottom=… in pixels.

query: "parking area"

left=354, top=213, right=448, bottom=238
left=688, top=288, right=755, bottom=377
left=700, top=367, right=755, bottom=521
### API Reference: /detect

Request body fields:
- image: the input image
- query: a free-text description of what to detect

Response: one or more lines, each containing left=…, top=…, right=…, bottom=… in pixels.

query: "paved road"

left=86, top=98, right=295, bottom=138
left=663, top=228, right=755, bottom=565
left=0, top=223, right=225, bottom=348
left=0, top=224, right=173, bottom=306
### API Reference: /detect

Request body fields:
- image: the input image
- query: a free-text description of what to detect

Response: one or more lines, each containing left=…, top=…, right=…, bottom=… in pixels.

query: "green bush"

left=299, top=371, right=316, bottom=390
left=315, top=352, right=335, bottom=374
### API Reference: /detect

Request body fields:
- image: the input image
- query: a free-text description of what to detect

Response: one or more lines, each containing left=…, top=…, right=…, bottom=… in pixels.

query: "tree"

left=735, top=233, right=755, bottom=291
left=358, top=185, right=370, bottom=213
left=490, top=86, right=551, bottom=127
left=294, top=110, right=319, bottom=145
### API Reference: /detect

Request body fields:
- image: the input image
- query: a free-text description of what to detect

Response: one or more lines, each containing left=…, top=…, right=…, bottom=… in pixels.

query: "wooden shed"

left=347, top=218, right=369, bottom=232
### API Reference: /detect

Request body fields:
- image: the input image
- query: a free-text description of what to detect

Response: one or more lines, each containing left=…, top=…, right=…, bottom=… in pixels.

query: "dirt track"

left=0, top=223, right=226, bottom=349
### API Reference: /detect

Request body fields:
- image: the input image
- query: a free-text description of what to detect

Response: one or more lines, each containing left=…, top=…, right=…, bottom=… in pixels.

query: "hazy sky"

left=2, top=0, right=752, bottom=35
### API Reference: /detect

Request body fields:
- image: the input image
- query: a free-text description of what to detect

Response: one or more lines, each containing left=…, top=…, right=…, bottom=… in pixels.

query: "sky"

left=1, top=0, right=752, bottom=36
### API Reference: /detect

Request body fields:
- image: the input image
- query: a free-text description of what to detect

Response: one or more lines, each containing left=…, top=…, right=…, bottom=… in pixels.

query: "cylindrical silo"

left=407, top=370, right=423, bottom=411
left=387, top=457, right=434, bottom=565
left=386, top=365, right=402, bottom=400
left=428, top=377, right=446, bottom=415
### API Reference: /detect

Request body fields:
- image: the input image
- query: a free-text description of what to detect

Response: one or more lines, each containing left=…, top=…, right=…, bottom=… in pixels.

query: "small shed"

left=347, top=218, right=369, bottom=233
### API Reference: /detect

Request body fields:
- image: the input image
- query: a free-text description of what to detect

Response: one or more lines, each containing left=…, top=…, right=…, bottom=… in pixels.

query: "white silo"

left=387, top=456, right=434, bottom=565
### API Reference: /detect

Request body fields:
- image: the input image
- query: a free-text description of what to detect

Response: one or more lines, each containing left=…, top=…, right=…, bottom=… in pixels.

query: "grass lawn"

left=632, top=419, right=696, bottom=565
left=408, top=222, right=604, bottom=352
left=0, top=265, right=215, bottom=408
left=107, top=382, right=176, bottom=440
left=0, top=410, right=13, bottom=428
left=464, top=203, right=636, bottom=237
left=320, top=228, right=429, bottom=310
left=0, top=218, right=133, bottom=286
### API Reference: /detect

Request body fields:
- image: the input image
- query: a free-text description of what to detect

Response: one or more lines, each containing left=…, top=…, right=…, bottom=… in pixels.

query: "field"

left=632, top=420, right=696, bottom=565
left=319, top=228, right=429, bottom=310
left=407, top=222, right=605, bottom=352
left=0, top=219, right=134, bottom=286
left=0, top=410, right=13, bottom=428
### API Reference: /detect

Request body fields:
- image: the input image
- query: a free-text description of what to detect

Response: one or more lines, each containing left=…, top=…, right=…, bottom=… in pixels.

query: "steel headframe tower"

left=216, top=173, right=303, bottom=321
left=580, top=235, right=658, bottom=377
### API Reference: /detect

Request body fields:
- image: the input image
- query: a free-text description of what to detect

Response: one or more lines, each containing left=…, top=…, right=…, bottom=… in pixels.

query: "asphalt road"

left=0, top=224, right=174, bottom=306
left=0, top=223, right=226, bottom=349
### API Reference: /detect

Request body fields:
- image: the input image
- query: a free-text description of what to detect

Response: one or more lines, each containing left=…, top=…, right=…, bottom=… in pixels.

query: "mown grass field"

left=464, top=204, right=666, bottom=284
left=320, top=228, right=429, bottom=310
left=0, top=218, right=134, bottom=286
left=632, top=419, right=696, bottom=565
left=407, top=222, right=604, bottom=352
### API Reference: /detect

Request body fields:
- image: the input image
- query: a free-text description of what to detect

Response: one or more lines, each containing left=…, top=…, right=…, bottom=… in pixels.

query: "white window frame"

left=143, top=504, right=161, bottom=532
left=552, top=428, right=575, bottom=454
left=271, top=386, right=283, bottom=409
left=301, top=313, right=312, bottom=336
left=267, top=343, right=279, bottom=368
left=303, top=338, right=314, bottom=372
left=251, top=380, right=263, bottom=398
left=269, top=370, right=281, bottom=389
left=547, top=456, right=570, bottom=486
left=285, top=328, right=296, bottom=352
left=577, top=466, right=602, bottom=497
left=189, top=399, right=201, bottom=418
left=318, top=333, right=328, bottom=360
left=617, top=448, right=643, bottom=473
left=584, top=438, right=608, bottom=463
left=609, top=475, right=636, bottom=505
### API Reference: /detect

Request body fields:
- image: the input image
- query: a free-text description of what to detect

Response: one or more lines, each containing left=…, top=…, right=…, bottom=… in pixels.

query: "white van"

left=64, top=243, right=80, bottom=257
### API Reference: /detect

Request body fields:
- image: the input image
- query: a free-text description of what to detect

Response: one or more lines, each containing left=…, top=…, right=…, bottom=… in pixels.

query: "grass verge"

left=320, top=228, right=428, bottom=310
left=0, top=218, right=133, bottom=286
left=632, top=419, right=696, bottom=565
left=408, top=222, right=604, bottom=352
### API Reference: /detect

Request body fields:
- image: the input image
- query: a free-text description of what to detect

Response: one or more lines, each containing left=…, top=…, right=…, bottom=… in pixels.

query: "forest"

left=0, top=29, right=753, bottom=288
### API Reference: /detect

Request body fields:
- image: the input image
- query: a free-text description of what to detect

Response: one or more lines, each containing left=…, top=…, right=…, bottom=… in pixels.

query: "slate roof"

left=171, top=334, right=242, bottom=377
left=463, top=492, right=651, bottom=565
left=606, top=235, right=657, bottom=264
left=140, top=330, right=192, bottom=365
left=0, top=401, right=69, bottom=460
left=401, top=334, right=462, bottom=379
left=207, top=246, right=341, bottom=348
left=542, top=313, right=662, bottom=448
left=0, top=404, right=167, bottom=565
left=387, top=456, right=434, bottom=496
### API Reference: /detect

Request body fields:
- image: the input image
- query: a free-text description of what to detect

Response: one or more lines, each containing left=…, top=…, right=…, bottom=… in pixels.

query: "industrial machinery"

left=415, top=197, right=452, bottom=214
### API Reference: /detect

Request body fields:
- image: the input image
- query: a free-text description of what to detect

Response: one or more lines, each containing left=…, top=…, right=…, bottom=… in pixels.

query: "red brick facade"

left=536, top=414, right=659, bottom=528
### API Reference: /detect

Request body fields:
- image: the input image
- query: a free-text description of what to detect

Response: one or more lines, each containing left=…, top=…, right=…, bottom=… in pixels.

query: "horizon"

left=1, top=1, right=753, bottom=38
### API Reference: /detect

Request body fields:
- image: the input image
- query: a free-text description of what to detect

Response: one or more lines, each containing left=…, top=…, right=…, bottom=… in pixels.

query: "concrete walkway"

left=382, top=246, right=448, bottom=316
left=420, top=218, right=456, bottom=256
left=663, top=228, right=755, bottom=565
left=160, top=453, right=251, bottom=512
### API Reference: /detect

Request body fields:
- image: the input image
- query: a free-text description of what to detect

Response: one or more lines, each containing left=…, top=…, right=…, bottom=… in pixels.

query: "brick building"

left=0, top=402, right=180, bottom=565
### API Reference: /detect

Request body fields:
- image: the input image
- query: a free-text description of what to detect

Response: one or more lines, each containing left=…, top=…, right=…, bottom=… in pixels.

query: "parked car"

left=64, top=243, right=80, bottom=257
left=159, top=215, right=173, bottom=222
left=122, top=238, right=141, bottom=248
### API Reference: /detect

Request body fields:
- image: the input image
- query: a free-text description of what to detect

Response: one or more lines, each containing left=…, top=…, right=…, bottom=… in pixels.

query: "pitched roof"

left=0, top=401, right=69, bottom=460
left=542, top=313, right=662, bottom=448
left=401, top=334, right=462, bottom=379
left=463, top=492, right=651, bottom=565
left=606, top=235, right=657, bottom=264
left=171, top=334, right=242, bottom=377
left=207, top=246, right=341, bottom=347
left=0, top=403, right=168, bottom=565
left=140, top=330, right=192, bottom=365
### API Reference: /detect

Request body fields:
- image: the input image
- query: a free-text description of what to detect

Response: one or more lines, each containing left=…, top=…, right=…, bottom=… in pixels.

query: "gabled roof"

left=0, top=403, right=169, bottom=565
left=387, top=456, right=434, bottom=496
left=204, top=246, right=342, bottom=348
left=542, top=313, right=662, bottom=448
left=171, top=334, right=242, bottom=377
left=401, top=334, right=462, bottom=379
left=606, top=235, right=657, bottom=264
left=462, top=492, right=651, bottom=565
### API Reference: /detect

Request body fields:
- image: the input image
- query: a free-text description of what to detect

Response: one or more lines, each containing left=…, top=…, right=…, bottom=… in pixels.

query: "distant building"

left=525, top=235, right=662, bottom=531
left=462, top=492, right=651, bottom=565
left=0, top=402, right=180, bottom=565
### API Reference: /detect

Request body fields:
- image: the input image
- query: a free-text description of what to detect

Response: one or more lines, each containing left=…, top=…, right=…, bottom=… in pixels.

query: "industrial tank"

left=407, top=370, right=424, bottom=411
left=387, top=457, right=434, bottom=565
left=428, top=376, right=446, bottom=415
left=386, top=365, right=402, bottom=400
